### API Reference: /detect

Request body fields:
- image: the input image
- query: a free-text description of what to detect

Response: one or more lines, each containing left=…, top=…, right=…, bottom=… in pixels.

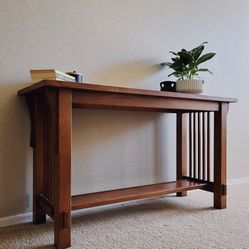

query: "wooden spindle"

left=207, top=112, right=211, bottom=181
left=193, top=113, right=197, bottom=179
left=202, top=112, right=206, bottom=180
left=189, top=113, right=192, bottom=178
left=198, top=112, right=201, bottom=180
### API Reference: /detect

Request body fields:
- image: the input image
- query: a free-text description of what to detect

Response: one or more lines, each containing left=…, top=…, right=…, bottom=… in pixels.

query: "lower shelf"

left=72, top=179, right=207, bottom=210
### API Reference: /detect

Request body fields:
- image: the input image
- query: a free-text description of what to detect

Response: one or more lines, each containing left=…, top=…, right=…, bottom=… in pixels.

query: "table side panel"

left=72, top=91, right=219, bottom=112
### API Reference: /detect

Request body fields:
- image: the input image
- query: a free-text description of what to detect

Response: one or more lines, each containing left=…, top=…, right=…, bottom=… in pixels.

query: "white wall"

left=0, top=0, right=248, bottom=218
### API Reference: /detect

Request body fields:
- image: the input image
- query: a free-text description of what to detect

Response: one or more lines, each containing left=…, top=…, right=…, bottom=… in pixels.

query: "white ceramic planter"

left=176, top=79, right=203, bottom=94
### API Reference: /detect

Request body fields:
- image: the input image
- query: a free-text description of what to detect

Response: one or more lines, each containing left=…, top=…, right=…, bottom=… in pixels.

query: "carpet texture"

left=1, top=183, right=249, bottom=249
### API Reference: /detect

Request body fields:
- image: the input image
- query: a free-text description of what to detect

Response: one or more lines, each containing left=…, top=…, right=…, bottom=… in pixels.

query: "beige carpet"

left=1, top=183, right=249, bottom=249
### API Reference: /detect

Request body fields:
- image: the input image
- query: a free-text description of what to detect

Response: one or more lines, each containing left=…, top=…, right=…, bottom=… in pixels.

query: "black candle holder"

left=160, top=81, right=176, bottom=92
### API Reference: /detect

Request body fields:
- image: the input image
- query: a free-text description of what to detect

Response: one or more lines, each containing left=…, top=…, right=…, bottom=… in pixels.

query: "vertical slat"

left=176, top=113, right=188, bottom=197
left=189, top=113, right=192, bottom=178
left=207, top=112, right=211, bottom=181
left=193, top=113, right=197, bottom=179
left=198, top=112, right=201, bottom=180
left=202, top=112, right=206, bottom=180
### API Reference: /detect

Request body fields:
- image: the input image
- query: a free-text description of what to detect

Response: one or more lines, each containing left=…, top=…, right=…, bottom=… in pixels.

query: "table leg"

left=176, top=113, right=188, bottom=196
left=214, top=103, right=228, bottom=209
left=55, top=89, right=72, bottom=249
left=45, top=88, right=72, bottom=249
left=26, top=94, right=46, bottom=224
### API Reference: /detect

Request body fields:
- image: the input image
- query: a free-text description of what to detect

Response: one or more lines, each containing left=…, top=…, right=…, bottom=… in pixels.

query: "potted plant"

left=161, top=42, right=216, bottom=94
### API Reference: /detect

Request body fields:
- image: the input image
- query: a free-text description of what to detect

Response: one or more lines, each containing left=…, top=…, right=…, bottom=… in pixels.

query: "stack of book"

left=30, top=69, right=76, bottom=83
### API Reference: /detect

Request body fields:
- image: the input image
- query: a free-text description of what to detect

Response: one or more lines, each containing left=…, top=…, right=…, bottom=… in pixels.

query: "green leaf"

left=193, top=45, right=205, bottom=60
left=189, top=42, right=208, bottom=60
left=197, top=68, right=213, bottom=74
left=197, top=68, right=208, bottom=71
left=196, top=53, right=216, bottom=65
left=194, top=42, right=208, bottom=48
left=178, top=51, right=193, bottom=65
left=169, top=51, right=178, bottom=56
left=168, top=71, right=182, bottom=78
left=168, top=72, right=177, bottom=77
left=160, top=62, right=172, bottom=67
left=169, top=59, right=184, bottom=71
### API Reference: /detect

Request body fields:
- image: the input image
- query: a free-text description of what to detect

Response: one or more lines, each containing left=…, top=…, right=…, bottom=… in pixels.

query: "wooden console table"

left=18, top=80, right=237, bottom=249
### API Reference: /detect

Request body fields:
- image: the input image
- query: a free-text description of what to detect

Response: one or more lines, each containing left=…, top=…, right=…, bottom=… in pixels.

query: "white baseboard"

left=0, top=212, right=32, bottom=228
left=1, top=177, right=249, bottom=228
left=228, top=176, right=249, bottom=186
